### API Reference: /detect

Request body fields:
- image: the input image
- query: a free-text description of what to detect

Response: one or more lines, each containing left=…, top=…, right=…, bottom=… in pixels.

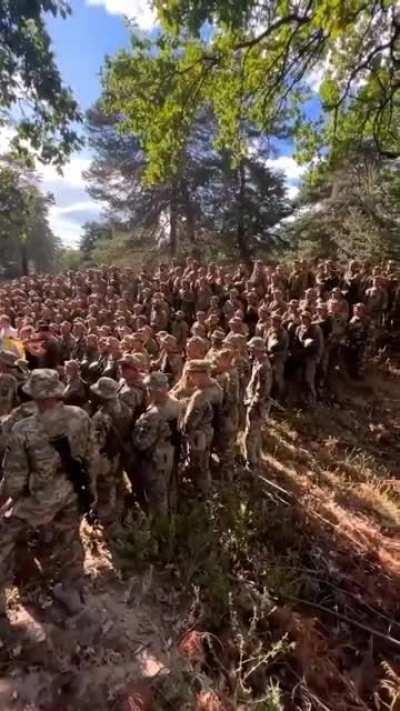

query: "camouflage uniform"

left=0, top=373, right=18, bottom=417
left=0, top=370, right=96, bottom=616
left=266, top=319, right=288, bottom=400
left=132, top=373, right=179, bottom=516
left=295, top=319, right=324, bottom=406
left=243, top=338, right=272, bottom=468
left=91, top=377, right=132, bottom=516
left=0, top=350, right=20, bottom=417
left=182, top=361, right=223, bottom=495
left=212, top=358, right=240, bottom=479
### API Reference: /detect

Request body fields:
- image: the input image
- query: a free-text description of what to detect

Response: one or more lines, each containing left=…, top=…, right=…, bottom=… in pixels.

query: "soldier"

left=207, top=329, right=226, bottom=360
left=132, top=372, right=179, bottom=516
left=266, top=313, right=288, bottom=401
left=155, top=334, right=183, bottom=386
left=243, top=337, right=272, bottom=470
left=118, top=353, right=146, bottom=422
left=63, top=359, right=89, bottom=409
left=0, top=350, right=19, bottom=417
left=210, top=348, right=240, bottom=479
left=171, top=310, right=189, bottom=352
left=0, top=369, right=96, bottom=636
left=182, top=360, right=223, bottom=495
left=345, top=303, right=371, bottom=379
left=90, top=377, right=132, bottom=518
left=295, top=311, right=324, bottom=406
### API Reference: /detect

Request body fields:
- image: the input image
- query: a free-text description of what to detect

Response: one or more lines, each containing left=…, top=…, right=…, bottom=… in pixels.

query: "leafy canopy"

left=0, top=0, right=81, bottom=166
left=104, top=0, right=400, bottom=181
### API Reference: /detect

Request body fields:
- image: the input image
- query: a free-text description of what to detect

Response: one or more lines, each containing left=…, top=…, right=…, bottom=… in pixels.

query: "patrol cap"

left=211, top=329, right=226, bottom=341
left=248, top=337, right=266, bottom=352
left=185, top=359, right=211, bottom=374
left=23, top=369, right=65, bottom=400
left=224, top=333, right=246, bottom=346
left=119, top=352, right=141, bottom=368
left=144, top=371, right=169, bottom=390
left=90, top=377, right=119, bottom=400
left=160, top=334, right=178, bottom=348
left=130, top=352, right=150, bottom=371
left=0, top=349, right=18, bottom=368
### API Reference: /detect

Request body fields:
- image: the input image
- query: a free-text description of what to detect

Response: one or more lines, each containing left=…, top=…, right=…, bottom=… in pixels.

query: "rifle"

left=50, top=435, right=97, bottom=523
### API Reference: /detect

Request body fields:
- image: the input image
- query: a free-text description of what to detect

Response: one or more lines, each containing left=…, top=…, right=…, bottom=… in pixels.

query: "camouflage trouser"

left=303, top=356, right=318, bottom=406
left=271, top=357, right=285, bottom=400
left=243, top=405, right=266, bottom=467
left=187, top=427, right=213, bottom=495
left=141, top=444, right=174, bottom=517
left=215, top=420, right=239, bottom=481
left=95, top=454, right=124, bottom=518
left=0, top=500, right=84, bottom=614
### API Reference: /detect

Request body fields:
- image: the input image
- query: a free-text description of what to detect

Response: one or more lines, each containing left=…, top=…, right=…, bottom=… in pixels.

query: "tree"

left=85, top=104, right=291, bottom=260
left=103, top=1, right=400, bottom=182
left=80, top=220, right=113, bottom=260
left=281, top=145, right=400, bottom=261
left=0, top=160, right=59, bottom=277
left=0, top=0, right=81, bottom=166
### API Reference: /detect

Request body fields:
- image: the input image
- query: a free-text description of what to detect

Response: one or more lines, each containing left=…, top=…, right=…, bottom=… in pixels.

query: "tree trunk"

left=169, top=184, right=178, bottom=257
left=20, top=238, right=29, bottom=276
left=181, top=181, right=201, bottom=258
left=237, top=162, right=251, bottom=263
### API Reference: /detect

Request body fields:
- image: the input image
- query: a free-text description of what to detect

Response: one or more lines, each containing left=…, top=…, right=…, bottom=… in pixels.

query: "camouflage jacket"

left=132, top=396, right=180, bottom=455
left=1, top=404, right=96, bottom=522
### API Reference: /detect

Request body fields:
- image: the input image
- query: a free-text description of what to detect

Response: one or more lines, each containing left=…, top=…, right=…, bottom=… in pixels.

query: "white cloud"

left=266, top=156, right=307, bottom=182
left=50, top=200, right=101, bottom=217
left=86, top=0, right=156, bottom=29
left=287, top=184, right=299, bottom=200
left=38, top=158, right=91, bottom=191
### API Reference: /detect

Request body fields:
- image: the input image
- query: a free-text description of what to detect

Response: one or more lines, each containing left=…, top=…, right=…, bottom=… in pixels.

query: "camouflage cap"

left=210, top=329, right=226, bottom=341
left=0, top=349, right=18, bottom=368
left=23, top=369, right=65, bottom=400
left=90, top=376, right=119, bottom=400
left=185, top=359, right=211, bottom=374
left=224, top=333, right=246, bottom=346
left=248, top=337, right=266, bottom=352
left=119, top=352, right=142, bottom=368
left=144, top=371, right=169, bottom=390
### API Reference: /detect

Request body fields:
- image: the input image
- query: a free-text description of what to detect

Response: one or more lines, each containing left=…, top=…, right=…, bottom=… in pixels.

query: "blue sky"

left=22, top=0, right=316, bottom=246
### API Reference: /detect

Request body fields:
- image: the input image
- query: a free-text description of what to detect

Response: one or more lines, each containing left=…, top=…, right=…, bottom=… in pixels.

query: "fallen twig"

left=279, top=593, right=400, bottom=650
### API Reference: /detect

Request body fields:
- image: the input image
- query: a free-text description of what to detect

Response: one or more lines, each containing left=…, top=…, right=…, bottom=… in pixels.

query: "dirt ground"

left=1, top=359, right=400, bottom=710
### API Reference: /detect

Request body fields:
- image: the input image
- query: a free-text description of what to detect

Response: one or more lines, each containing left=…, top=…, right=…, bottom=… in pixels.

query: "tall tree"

left=103, top=1, right=400, bottom=182
left=282, top=145, right=400, bottom=261
left=0, top=0, right=81, bottom=166
left=85, top=105, right=291, bottom=260
left=0, top=160, right=59, bottom=277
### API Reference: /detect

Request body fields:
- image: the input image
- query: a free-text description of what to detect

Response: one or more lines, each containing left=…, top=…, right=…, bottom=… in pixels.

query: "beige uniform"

left=0, top=404, right=96, bottom=614
left=243, top=359, right=272, bottom=467
left=132, top=396, right=179, bottom=516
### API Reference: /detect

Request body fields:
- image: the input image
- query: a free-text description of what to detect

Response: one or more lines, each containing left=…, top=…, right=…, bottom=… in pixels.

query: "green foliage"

left=103, top=0, right=400, bottom=181
left=0, top=1, right=81, bottom=166
left=85, top=104, right=291, bottom=260
left=281, top=145, right=400, bottom=261
left=0, top=159, right=59, bottom=276
left=57, top=247, right=82, bottom=272
left=80, top=220, right=113, bottom=260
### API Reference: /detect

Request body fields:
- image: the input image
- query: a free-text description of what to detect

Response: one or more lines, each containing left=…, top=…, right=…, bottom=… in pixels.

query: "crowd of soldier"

left=0, top=256, right=398, bottom=637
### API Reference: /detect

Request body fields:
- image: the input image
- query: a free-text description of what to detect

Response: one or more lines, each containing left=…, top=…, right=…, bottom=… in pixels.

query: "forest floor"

left=1, top=357, right=400, bottom=710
